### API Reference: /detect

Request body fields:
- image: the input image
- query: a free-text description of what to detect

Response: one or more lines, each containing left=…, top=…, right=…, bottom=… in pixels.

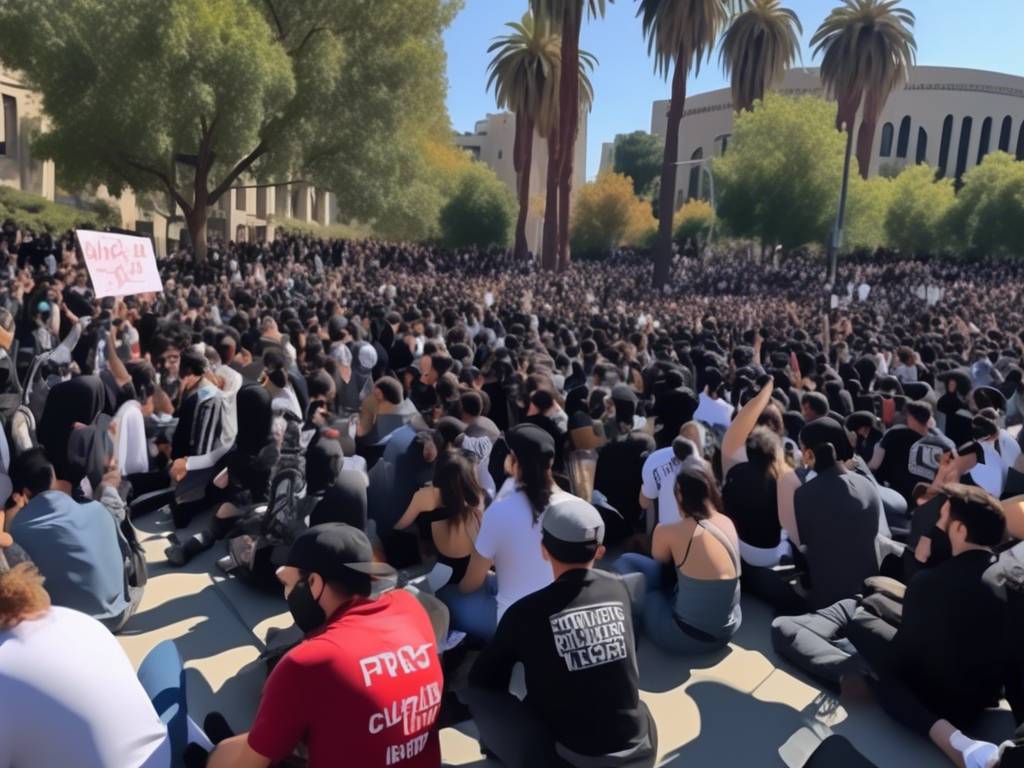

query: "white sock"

left=949, top=730, right=999, bottom=768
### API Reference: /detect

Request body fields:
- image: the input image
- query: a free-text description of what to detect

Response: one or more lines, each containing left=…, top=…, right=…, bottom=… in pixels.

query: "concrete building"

left=455, top=111, right=587, bottom=254
left=1, top=66, right=335, bottom=256
left=652, top=66, right=1024, bottom=211
left=598, top=141, right=616, bottom=175
left=0, top=69, right=55, bottom=201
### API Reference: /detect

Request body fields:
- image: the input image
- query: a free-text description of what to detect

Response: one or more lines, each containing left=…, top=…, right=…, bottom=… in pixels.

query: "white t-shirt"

left=641, top=447, right=683, bottom=525
left=0, top=607, right=170, bottom=768
left=474, top=486, right=574, bottom=620
left=694, top=392, right=734, bottom=430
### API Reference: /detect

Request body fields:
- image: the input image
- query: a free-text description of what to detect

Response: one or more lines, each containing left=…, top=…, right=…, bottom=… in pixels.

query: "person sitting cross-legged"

left=206, top=523, right=444, bottom=768
left=463, top=497, right=657, bottom=768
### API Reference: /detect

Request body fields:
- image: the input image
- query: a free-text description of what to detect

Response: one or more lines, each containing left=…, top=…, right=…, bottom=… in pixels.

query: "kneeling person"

left=208, top=524, right=443, bottom=768
left=465, top=498, right=657, bottom=768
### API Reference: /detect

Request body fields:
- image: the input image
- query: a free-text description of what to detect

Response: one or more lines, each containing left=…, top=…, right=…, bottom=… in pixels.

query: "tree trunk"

left=541, top=125, right=560, bottom=271
left=514, top=115, right=534, bottom=261
left=186, top=205, right=208, bottom=263
left=556, top=6, right=581, bottom=272
left=855, top=89, right=881, bottom=179
left=557, top=165, right=572, bottom=272
left=827, top=125, right=856, bottom=285
left=653, top=57, right=688, bottom=288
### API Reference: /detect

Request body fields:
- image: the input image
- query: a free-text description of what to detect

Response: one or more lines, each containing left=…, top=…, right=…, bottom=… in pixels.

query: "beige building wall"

left=598, top=142, right=615, bottom=176
left=0, top=68, right=55, bottom=201
left=455, top=110, right=587, bottom=255
left=652, top=66, right=1024, bottom=212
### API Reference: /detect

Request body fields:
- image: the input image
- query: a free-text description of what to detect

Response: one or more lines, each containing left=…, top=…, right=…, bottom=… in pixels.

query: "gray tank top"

left=673, top=519, right=742, bottom=641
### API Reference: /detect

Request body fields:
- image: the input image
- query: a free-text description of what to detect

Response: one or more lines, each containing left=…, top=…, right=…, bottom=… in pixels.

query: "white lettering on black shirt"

left=549, top=601, right=628, bottom=672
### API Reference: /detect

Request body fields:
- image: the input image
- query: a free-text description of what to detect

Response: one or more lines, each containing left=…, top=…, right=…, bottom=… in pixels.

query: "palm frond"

left=636, top=0, right=730, bottom=81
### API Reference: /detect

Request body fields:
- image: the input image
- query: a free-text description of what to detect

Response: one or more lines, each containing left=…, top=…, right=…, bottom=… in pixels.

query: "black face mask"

left=287, top=578, right=326, bottom=634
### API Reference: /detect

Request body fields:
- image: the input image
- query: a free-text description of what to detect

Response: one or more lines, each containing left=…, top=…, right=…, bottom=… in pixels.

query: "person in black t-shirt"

left=871, top=401, right=953, bottom=506
left=464, top=497, right=657, bottom=768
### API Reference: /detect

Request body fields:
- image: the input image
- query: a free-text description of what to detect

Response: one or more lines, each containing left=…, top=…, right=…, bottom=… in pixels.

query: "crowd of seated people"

left=1, top=220, right=1024, bottom=767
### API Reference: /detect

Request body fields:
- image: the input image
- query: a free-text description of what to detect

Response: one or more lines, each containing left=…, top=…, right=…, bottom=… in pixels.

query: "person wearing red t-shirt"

left=208, top=523, right=444, bottom=768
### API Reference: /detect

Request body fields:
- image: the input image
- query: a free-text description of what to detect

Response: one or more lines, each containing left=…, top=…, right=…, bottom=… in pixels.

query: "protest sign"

left=76, top=230, right=162, bottom=298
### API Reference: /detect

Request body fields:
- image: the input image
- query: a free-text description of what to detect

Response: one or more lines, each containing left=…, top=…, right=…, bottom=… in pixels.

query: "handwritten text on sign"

left=76, top=230, right=163, bottom=298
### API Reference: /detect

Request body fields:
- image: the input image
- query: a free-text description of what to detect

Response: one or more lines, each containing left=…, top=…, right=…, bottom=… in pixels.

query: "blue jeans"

left=137, top=640, right=189, bottom=765
left=611, top=553, right=729, bottom=656
left=437, top=573, right=498, bottom=641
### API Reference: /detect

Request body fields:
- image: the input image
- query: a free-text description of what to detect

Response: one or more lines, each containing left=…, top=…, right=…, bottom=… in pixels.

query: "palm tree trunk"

left=855, top=90, right=881, bottom=179
left=542, top=125, right=560, bottom=270
left=827, top=125, right=855, bottom=285
left=513, top=114, right=535, bottom=260
left=556, top=5, right=581, bottom=272
left=653, top=57, right=687, bottom=288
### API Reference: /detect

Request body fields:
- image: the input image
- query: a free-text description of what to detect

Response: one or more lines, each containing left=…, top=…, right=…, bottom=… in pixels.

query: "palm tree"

left=639, top=0, right=730, bottom=287
left=532, top=0, right=611, bottom=271
left=487, top=14, right=561, bottom=261
left=720, top=0, right=802, bottom=112
left=812, top=0, right=916, bottom=282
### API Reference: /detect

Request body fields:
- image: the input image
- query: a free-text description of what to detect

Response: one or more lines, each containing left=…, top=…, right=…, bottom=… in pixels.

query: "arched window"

left=954, top=116, right=973, bottom=187
left=896, top=116, right=911, bottom=158
left=880, top=122, right=894, bottom=157
left=977, top=117, right=992, bottom=165
left=937, top=115, right=954, bottom=178
left=915, top=127, right=928, bottom=164
left=687, top=147, right=703, bottom=202
left=999, top=116, right=1013, bottom=152
left=1017, top=121, right=1024, bottom=161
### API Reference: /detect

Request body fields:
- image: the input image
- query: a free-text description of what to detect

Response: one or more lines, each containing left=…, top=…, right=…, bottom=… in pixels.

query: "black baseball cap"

left=506, top=423, right=555, bottom=465
left=278, top=524, right=396, bottom=597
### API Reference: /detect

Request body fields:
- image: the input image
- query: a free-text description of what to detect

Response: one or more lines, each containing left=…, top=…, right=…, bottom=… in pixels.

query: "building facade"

left=651, top=66, right=1024, bottom=211
left=0, top=66, right=335, bottom=256
left=455, top=111, right=587, bottom=254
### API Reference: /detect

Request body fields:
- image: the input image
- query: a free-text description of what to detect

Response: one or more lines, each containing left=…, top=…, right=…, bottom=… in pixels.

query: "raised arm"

left=722, top=379, right=774, bottom=474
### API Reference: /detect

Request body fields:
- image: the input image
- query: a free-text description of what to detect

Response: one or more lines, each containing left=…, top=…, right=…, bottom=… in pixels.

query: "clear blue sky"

left=444, top=0, right=1024, bottom=179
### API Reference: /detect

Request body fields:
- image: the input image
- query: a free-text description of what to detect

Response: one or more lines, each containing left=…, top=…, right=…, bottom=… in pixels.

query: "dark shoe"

left=164, top=544, right=187, bottom=567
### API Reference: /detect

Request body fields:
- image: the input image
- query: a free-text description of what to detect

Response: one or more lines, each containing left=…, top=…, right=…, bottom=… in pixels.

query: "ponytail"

left=812, top=442, right=837, bottom=471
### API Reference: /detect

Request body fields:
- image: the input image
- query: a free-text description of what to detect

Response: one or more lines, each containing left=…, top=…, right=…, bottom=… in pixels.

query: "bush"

left=673, top=199, right=714, bottom=249
left=883, top=165, right=955, bottom=255
left=946, top=152, right=1024, bottom=256
left=439, top=162, right=515, bottom=249
left=0, top=184, right=120, bottom=232
left=270, top=217, right=371, bottom=241
left=572, top=172, right=656, bottom=256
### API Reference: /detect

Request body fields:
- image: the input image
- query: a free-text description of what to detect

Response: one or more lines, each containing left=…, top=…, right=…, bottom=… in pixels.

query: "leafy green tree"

left=720, top=0, right=802, bottom=112
left=946, top=152, right=1024, bottom=256
left=612, top=131, right=664, bottom=197
left=571, top=172, right=654, bottom=255
left=0, top=0, right=461, bottom=260
left=844, top=175, right=893, bottom=250
left=673, top=199, right=714, bottom=248
left=637, top=0, right=730, bottom=287
left=715, top=94, right=845, bottom=249
left=883, top=164, right=955, bottom=254
left=439, top=163, right=516, bottom=249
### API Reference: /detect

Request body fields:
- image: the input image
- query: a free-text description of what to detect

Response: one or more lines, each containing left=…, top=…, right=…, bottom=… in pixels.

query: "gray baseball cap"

left=542, top=496, right=605, bottom=547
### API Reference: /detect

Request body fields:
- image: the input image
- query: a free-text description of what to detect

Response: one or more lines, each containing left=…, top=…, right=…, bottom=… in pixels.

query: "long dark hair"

left=746, top=426, right=785, bottom=481
left=434, top=449, right=483, bottom=528
left=516, top=452, right=553, bottom=523
left=674, top=465, right=723, bottom=522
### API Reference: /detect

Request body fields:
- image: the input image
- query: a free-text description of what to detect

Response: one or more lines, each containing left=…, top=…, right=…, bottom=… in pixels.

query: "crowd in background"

left=1, top=222, right=1024, bottom=768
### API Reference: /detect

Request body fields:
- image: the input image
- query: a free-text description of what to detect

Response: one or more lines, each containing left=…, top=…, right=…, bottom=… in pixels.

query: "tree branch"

left=207, top=142, right=269, bottom=204
left=264, top=0, right=286, bottom=41
left=120, top=156, right=192, bottom=216
left=288, top=26, right=328, bottom=57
